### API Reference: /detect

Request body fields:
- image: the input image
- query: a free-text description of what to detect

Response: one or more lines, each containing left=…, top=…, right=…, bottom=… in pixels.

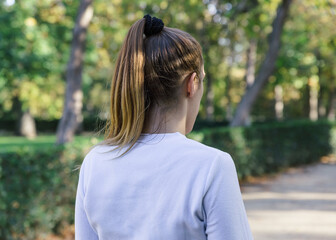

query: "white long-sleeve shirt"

left=75, top=132, right=253, bottom=239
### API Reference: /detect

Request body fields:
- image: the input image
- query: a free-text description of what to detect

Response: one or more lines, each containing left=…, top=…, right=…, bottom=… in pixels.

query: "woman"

left=75, top=14, right=253, bottom=240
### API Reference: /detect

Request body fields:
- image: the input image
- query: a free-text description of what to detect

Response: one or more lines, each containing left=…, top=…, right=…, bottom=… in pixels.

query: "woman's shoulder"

left=163, top=134, right=234, bottom=170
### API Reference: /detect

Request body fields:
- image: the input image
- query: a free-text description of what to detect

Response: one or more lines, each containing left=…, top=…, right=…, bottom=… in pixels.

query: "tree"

left=0, top=0, right=74, bottom=136
left=270, top=0, right=336, bottom=121
left=2, top=0, right=335, bottom=133
left=56, top=0, right=93, bottom=144
left=230, top=0, right=292, bottom=127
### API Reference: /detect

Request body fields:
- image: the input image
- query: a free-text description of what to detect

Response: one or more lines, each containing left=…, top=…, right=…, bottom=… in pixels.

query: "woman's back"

left=76, top=132, right=253, bottom=239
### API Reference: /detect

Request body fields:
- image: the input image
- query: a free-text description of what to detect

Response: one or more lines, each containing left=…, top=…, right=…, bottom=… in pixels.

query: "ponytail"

left=103, top=19, right=146, bottom=156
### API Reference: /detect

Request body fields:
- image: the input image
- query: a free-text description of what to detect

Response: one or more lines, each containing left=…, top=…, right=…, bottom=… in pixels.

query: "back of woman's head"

left=103, top=15, right=203, bottom=155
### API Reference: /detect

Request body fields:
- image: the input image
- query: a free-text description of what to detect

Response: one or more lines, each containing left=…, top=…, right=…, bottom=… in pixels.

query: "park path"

left=241, top=159, right=336, bottom=240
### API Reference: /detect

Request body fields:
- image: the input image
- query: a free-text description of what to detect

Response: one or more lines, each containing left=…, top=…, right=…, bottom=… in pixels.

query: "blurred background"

left=0, top=0, right=335, bottom=239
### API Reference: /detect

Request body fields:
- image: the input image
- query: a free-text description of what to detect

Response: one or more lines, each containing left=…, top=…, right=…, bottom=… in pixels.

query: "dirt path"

left=242, top=161, right=336, bottom=240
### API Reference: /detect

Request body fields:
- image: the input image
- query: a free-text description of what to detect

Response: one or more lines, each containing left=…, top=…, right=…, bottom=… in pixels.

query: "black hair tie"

left=143, top=14, right=164, bottom=37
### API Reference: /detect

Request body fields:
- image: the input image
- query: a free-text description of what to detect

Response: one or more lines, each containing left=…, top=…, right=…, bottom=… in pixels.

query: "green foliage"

left=0, top=0, right=77, bottom=120
left=1, top=0, right=336, bottom=124
left=0, top=134, right=101, bottom=153
left=0, top=142, right=93, bottom=239
left=1, top=147, right=62, bottom=239
left=189, top=120, right=333, bottom=179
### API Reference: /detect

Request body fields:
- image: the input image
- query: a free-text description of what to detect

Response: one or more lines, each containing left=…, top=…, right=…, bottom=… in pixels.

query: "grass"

left=0, top=134, right=104, bottom=153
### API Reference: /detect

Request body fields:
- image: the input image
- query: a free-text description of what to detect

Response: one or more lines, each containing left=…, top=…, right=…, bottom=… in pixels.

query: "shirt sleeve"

left=75, top=156, right=99, bottom=240
left=202, top=152, right=254, bottom=240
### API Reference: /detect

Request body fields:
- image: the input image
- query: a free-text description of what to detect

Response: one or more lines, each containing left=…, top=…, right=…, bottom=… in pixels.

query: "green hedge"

left=190, top=119, right=333, bottom=179
left=0, top=120, right=334, bottom=239
left=0, top=144, right=90, bottom=240
left=0, top=118, right=106, bottom=133
left=0, top=117, right=226, bottom=133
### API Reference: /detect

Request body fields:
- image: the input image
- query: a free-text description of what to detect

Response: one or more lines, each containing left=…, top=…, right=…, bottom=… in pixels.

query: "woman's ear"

left=187, top=72, right=197, bottom=98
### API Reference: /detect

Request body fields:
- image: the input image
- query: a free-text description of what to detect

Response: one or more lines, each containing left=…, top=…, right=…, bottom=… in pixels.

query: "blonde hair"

left=101, top=17, right=203, bottom=156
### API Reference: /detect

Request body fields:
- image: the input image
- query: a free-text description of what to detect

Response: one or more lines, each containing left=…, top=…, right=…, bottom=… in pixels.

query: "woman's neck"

left=142, top=104, right=187, bottom=135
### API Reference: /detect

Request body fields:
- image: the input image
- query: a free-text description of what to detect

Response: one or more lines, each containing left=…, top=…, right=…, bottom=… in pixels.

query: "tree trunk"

left=315, top=49, right=325, bottom=118
left=205, top=72, right=214, bottom=121
left=274, top=84, right=284, bottom=120
left=56, top=0, right=93, bottom=144
left=230, top=0, right=292, bottom=127
left=19, top=109, right=36, bottom=139
left=225, top=25, right=236, bottom=122
left=318, top=85, right=326, bottom=118
left=225, top=74, right=233, bottom=121
left=225, top=58, right=233, bottom=122
left=245, top=38, right=257, bottom=89
left=309, top=77, right=319, bottom=121
left=242, top=38, right=257, bottom=125
left=327, top=87, right=336, bottom=120
left=12, top=97, right=36, bottom=138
